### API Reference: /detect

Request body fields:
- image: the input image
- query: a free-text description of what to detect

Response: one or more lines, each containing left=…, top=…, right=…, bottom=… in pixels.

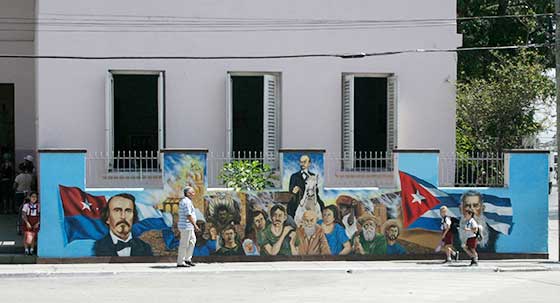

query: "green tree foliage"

left=458, top=0, right=554, bottom=80
left=456, top=51, right=555, bottom=153
left=218, top=160, right=274, bottom=191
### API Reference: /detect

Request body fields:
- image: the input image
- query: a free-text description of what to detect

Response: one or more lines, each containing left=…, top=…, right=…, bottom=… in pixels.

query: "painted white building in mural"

left=1, top=0, right=461, bottom=186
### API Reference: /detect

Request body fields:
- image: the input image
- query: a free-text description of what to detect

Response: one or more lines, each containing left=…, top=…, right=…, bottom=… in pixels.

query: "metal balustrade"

left=85, top=150, right=506, bottom=189
left=439, top=151, right=505, bottom=187
left=324, top=151, right=396, bottom=188
left=86, top=150, right=162, bottom=188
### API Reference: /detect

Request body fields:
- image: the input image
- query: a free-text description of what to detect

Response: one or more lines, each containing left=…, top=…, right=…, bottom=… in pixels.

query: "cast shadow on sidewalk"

left=150, top=265, right=178, bottom=269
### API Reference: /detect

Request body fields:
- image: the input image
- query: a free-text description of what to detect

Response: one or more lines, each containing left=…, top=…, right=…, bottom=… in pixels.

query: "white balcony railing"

left=439, top=151, right=505, bottom=187
left=84, top=150, right=505, bottom=189
left=86, top=151, right=162, bottom=188
left=324, top=151, right=395, bottom=188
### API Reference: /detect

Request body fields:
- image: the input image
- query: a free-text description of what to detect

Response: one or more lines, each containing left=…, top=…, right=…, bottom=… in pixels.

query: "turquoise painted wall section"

left=38, top=152, right=89, bottom=257
left=38, top=151, right=206, bottom=258
left=38, top=150, right=549, bottom=258
left=449, top=154, right=547, bottom=254
left=397, top=152, right=439, bottom=185
left=399, top=151, right=549, bottom=254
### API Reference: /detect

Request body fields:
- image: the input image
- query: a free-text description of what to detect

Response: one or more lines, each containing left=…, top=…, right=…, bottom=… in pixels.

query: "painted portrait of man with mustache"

left=93, top=193, right=153, bottom=256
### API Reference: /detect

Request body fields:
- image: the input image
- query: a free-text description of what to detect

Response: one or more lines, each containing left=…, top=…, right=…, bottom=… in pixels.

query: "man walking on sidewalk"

left=177, top=186, right=200, bottom=268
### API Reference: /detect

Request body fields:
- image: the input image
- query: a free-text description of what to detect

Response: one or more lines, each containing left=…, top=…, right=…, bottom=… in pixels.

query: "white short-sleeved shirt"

left=14, top=173, right=33, bottom=192
left=441, top=216, right=451, bottom=231
left=465, top=217, right=479, bottom=238
left=22, top=202, right=40, bottom=217
left=178, top=197, right=196, bottom=230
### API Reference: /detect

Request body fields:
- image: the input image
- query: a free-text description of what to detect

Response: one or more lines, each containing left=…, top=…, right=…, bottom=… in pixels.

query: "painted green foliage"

left=219, top=160, right=274, bottom=191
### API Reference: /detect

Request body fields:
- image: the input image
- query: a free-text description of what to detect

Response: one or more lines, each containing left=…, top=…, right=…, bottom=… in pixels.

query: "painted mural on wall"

left=195, top=179, right=512, bottom=257
left=54, top=153, right=207, bottom=257
left=281, top=152, right=324, bottom=226
left=45, top=150, right=530, bottom=258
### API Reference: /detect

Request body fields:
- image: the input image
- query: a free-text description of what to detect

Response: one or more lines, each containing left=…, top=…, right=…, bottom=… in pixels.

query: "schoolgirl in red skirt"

left=463, top=209, right=479, bottom=266
left=21, top=192, right=40, bottom=255
left=439, top=206, right=459, bottom=263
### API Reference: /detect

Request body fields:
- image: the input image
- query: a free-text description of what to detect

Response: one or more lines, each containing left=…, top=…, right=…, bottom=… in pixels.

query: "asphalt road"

left=1, top=270, right=559, bottom=303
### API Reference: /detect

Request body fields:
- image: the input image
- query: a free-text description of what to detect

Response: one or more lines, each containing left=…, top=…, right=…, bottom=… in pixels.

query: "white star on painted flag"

left=411, top=190, right=425, bottom=204
left=81, top=200, right=92, bottom=211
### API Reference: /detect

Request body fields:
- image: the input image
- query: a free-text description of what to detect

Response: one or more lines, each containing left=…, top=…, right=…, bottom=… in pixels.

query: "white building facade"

left=0, top=0, right=35, bottom=163
left=3, top=0, right=461, bottom=185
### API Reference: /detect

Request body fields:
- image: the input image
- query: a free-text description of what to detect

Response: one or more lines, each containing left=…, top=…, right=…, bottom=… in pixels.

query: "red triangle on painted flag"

left=399, top=171, right=441, bottom=228
left=59, top=185, right=107, bottom=219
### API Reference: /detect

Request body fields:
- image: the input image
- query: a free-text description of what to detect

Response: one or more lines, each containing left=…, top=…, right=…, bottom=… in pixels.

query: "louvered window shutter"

left=157, top=72, right=165, bottom=151
left=263, top=74, right=279, bottom=168
left=225, top=73, right=233, bottom=156
left=342, top=75, right=354, bottom=170
left=105, top=71, right=114, bottom=170
left=386, top=76, right=397, bottom=169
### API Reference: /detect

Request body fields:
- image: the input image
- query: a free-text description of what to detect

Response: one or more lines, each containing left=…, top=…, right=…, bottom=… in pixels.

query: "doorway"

left=0, top=84, right=21, bottom=255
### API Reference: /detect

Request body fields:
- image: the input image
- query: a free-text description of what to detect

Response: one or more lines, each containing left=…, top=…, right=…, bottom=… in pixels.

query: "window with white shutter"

left=226, top=72, right=281, bottom=167
left=263, top=74, right=279, bottom=167
left=386, top=76, right=397, bottom=170
left=105, top=70, right=165, bottom=171
left=342, top=75, right=355, bottom=169
left=341, top=73, right=397, bottom=171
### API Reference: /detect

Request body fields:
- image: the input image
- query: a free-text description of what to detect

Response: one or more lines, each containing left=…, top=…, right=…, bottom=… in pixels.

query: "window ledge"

left=334, top=170, right=394, bottom=178
left=102, top=170, right=162, bottom=179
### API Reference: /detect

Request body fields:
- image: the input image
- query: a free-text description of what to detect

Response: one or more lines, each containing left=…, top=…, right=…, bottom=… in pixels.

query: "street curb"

left=493, top=267, right=552, bottom=272
left=0, top=264, right=558, bottom=278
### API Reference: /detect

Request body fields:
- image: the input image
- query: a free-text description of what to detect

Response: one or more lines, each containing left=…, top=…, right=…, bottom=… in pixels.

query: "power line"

left=0, top=43, right=550, bottom=61
left=0, top=13, right=554, bottom=26
left=0, top=23, right=458, bottom=33
left=8, top=12, right=553, bottom=22
left=0, top=13, right=553, bottom=33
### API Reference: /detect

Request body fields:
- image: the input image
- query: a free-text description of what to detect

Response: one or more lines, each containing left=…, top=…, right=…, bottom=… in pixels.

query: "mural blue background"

left=38, top=151, right=205, bottom=257
left=400, top=151, right=549, bottom=253
left=39, top=150, right=549, bottom=257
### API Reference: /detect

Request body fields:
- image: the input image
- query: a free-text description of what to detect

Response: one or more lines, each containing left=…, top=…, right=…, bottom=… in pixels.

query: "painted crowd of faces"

left=96, top=188, right=502, bottom=257
left=187, top=191, right=408, bottom=257
left=122, top=152, right=504, bottom=257
left=188, top=188, right=503, bottom=257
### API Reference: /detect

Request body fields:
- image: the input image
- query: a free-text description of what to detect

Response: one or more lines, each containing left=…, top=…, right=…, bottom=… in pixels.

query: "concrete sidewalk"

left=0, top=260, right=559, bottom=278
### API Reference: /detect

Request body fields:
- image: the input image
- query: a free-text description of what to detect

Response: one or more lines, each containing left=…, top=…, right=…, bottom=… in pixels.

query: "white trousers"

left=177, top=229, right=196, bottom=265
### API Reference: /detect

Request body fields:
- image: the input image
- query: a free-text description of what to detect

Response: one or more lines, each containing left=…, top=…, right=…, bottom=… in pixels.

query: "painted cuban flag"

left=403, top=174, right=513, bottom=235
left=60, top=185, right=180, bottom=249
left=399, top=172, right=442, bottom=228
left=133, top=203, right=179, bottom=249
left=59, top=185, right=109, bottom=244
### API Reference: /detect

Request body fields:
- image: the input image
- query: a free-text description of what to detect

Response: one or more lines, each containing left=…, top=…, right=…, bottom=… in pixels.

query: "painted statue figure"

left=294, top=175, right=322, bottom=226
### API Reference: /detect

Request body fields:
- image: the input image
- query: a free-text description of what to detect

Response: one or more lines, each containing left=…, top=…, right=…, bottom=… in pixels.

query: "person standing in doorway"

left=0, top=153, right=14, bottom=214
left=13, top=163, right=33, bottom=217
left=177, top=186, right=200, bottom=268
left=22, top=155, right=35, bottom=175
